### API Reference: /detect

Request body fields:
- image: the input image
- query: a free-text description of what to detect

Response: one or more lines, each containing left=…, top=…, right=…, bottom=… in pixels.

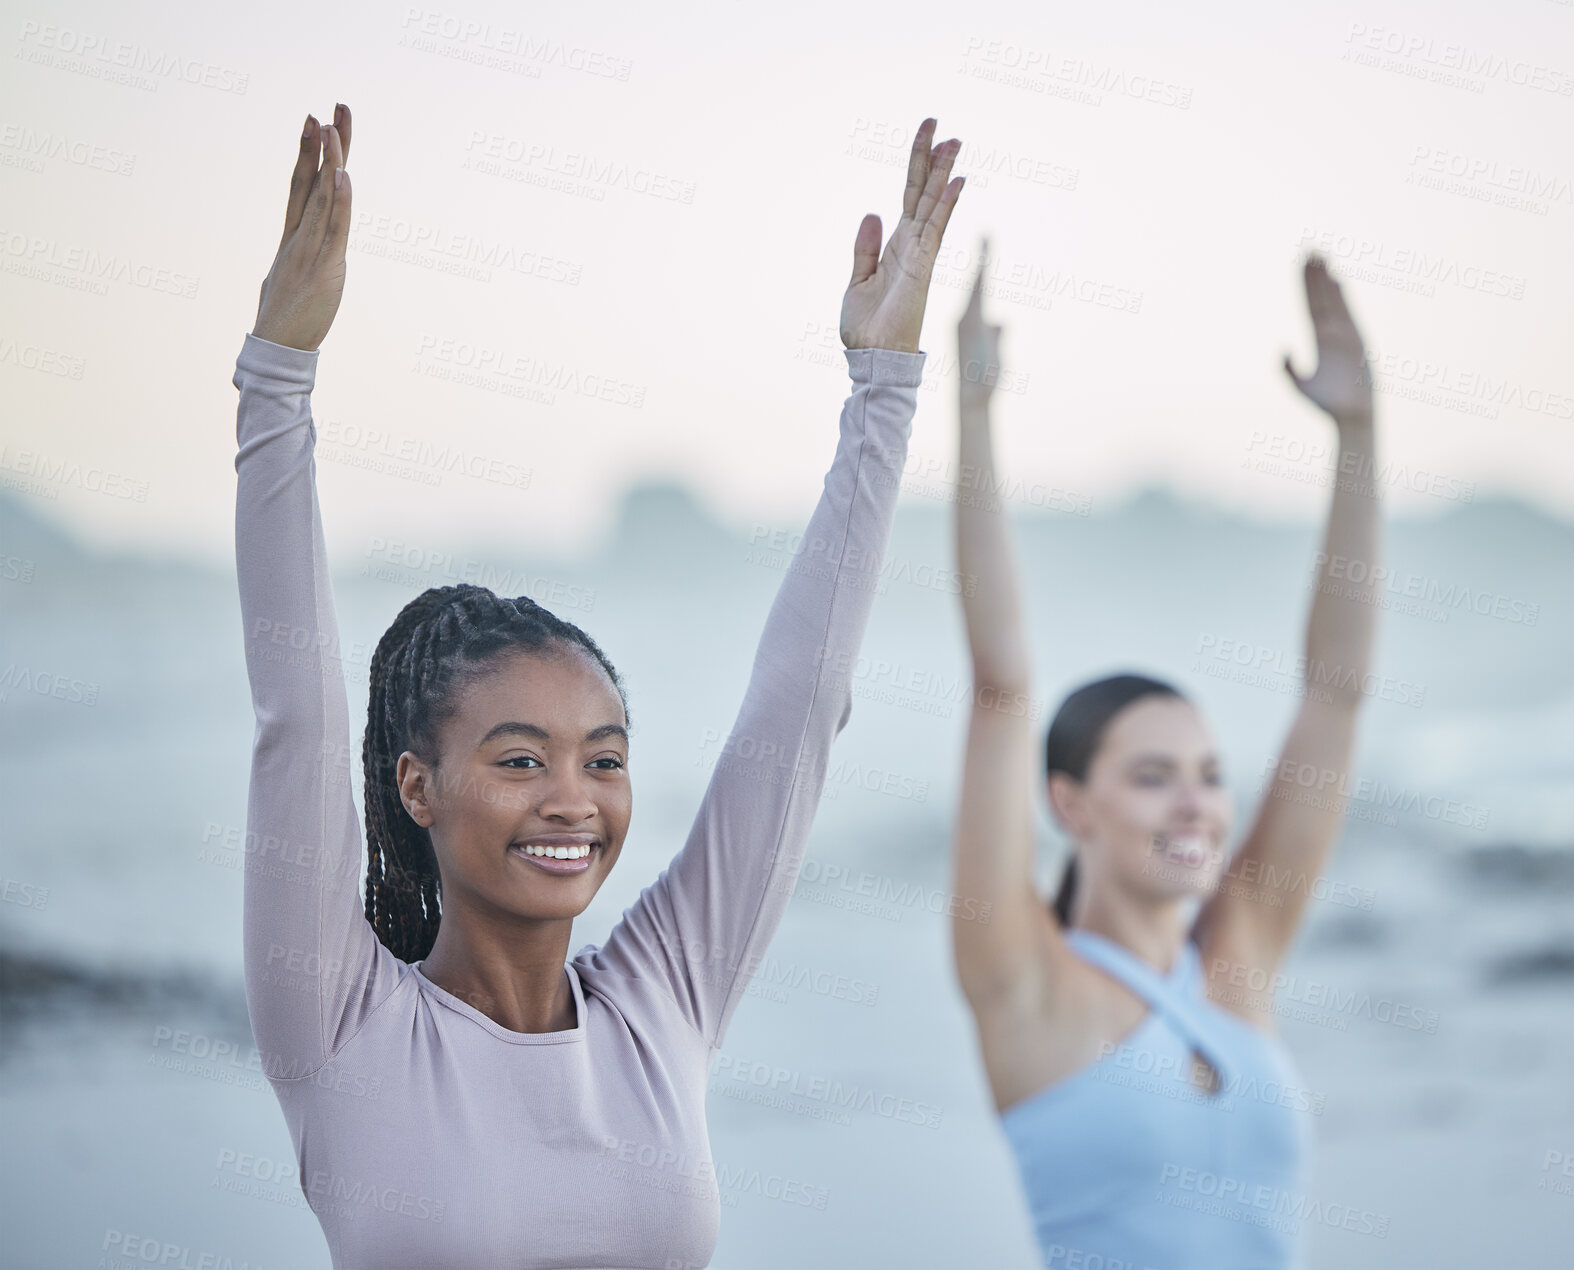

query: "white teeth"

left=521, top=844, right=591, bottom=859
left=1155, top=835, right=1211, bottom=867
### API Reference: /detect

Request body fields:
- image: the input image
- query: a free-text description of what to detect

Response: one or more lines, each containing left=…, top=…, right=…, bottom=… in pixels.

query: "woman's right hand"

left=957, top=237, right=1003, bottom=410
left=252, top=104, right=354, bottom=352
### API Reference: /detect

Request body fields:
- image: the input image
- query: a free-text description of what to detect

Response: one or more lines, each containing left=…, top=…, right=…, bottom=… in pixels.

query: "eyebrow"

left=479, top=721, right=629, bottom=747
left=1127, top=753, right=1220, bottom=767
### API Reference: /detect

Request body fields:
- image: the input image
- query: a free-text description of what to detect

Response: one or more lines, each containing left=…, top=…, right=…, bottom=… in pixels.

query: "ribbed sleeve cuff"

left=843, top=347, right=927, bottom=387
left=235, top=331, right=320, bottom=388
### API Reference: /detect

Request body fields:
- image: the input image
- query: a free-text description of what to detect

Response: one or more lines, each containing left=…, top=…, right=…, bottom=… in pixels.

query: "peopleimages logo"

left=1340, top=23, right=1574, bottom=98
left=1092, top=1038, right=1329, bottom=1115
left=460, top=133, right=693, bottom=203
left=710, top=1052, right=943, bottom=1129
left=399, top=10, right=633, bottom=81
left=1191, top=634, right=1427, bottom=708
left=812, top=644, right=1044, bottom=721
left=349, top=210, right=582, bottom=285
left=0, top=123, right=136, bottom=176
left=1309, top=552, right=1540, bottom=627
left=745, top=523, right=976, bottom=597
left=1156, top=1164, right=1391, bottom=1237
left=1207, top=959, right=1440, bottom=1033
left=1258, top=756, right=1491, bottom=832
left=1292, top=227, right=1526, bottom=299
left=0, top=227, right=199, bottom=298
left=15, top=21, right=250, bottom=94
left=958, top=35, right=1195, bottom=110
left=317, top=418, right=533, bottom=490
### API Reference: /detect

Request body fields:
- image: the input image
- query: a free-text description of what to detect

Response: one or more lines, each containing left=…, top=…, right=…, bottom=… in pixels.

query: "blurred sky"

left=2, top=0, right=1570, bottom=567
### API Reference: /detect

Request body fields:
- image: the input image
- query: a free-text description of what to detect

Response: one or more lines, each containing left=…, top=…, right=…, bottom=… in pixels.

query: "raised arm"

left=1196, top=255, right=1382, bottom=1004
left=234, top=105, right=401, bottom=1080
left=949, top=245, right=1070, bottom=1013
left=589, top=120, right=965, bottom=1048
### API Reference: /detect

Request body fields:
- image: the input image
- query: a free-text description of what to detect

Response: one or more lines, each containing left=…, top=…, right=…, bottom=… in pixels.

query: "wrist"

left=238, top=331, right=320, bottom=384
left=250, top=327, right=319, bottom=354
left=844, top=346, right=926, bottom=387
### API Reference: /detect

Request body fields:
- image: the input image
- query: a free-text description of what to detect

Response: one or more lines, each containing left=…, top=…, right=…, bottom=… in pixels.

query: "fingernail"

left=303, top=114, right=314, bottom=138
left=335, top=168, right=345, bottom=189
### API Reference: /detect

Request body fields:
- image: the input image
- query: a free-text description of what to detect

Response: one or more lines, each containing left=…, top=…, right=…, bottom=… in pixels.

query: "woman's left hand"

left=840, top=118, right=965, bottom=353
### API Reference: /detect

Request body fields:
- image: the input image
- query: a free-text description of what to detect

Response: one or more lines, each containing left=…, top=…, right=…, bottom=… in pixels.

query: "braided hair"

left=1044, top=673, right=1185, bottom=927
left=360, top=584, right=627, bottom=962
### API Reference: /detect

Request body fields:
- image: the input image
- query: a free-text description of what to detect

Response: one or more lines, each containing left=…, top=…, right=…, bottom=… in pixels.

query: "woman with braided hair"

left=232, top=103, right=963, bottom=1267
left=357, top=582, right=633, bottom=964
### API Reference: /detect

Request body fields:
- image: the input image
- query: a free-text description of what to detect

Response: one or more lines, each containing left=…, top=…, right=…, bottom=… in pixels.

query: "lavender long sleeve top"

left=232, top=332, right=924, bottom=1269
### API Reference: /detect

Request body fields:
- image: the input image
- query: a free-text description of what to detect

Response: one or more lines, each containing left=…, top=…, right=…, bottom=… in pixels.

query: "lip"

left=508, top=836, right=599, bottom=876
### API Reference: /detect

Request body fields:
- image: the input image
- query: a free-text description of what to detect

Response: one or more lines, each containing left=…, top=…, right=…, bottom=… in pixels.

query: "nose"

left=1172, top=776, right=1210, bottom=819
left=535, top=764, right=598, bottom=824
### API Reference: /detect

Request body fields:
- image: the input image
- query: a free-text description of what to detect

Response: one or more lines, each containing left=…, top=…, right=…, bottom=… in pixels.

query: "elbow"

left=967, top=633, right=1032, bottom=695
left=1305, top=684, right=1370, bottom=716
left=969, top=658, right=1031, bottom=699
left=251, top=705, right=349, bottom=778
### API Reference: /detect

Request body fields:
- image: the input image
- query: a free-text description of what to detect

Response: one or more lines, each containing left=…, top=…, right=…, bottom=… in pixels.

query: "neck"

left=419, top=907, right=578, bottom=1033
left=1072, top=887, right=1194, bottom=975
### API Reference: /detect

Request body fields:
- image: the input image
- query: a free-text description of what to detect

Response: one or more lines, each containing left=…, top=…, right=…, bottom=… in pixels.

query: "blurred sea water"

left=2, top=482, right=1571, bottom=1268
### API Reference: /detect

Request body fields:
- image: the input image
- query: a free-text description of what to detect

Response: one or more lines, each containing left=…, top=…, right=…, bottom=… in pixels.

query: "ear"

left=396, top=750, right=435, bottom=828
left=1046, top=771, right=1081, bottom=834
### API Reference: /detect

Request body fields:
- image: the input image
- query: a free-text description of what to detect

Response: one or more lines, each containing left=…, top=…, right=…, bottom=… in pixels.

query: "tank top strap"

left=1064, top=929, right=1234, bottom=1084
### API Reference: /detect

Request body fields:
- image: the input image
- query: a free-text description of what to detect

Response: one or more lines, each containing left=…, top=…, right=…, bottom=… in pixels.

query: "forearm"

left=956, top=396, right=1032, bottom=691
left=598, top=346, right=925, bottom=1047
left=720, top=346, right=925, bottom=805
left=1305, top=413, right=1381, bottom=710
left=234, top=334, right=344, bottom=734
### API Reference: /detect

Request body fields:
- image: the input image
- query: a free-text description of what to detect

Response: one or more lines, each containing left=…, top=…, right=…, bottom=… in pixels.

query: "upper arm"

left=588, top=682, right=826, bottom=1049
left=241, top=710, right=399, bottom=1077
left=950, top=692, right=1071, bottom=1013
left=1196, top=697, right=1364, bottom=999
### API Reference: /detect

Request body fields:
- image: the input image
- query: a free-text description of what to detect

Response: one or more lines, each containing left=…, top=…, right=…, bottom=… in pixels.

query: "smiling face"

left=395, top=643, right=631, bottom=926
left=1047, top=695, right=1234, bottom=911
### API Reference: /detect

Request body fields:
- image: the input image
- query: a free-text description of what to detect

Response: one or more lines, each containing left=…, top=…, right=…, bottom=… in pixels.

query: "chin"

left=515, top=893, right=597, bottom=923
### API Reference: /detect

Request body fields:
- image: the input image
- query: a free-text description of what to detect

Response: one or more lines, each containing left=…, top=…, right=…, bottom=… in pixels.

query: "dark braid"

left=361, top=584, right=627, bottom=962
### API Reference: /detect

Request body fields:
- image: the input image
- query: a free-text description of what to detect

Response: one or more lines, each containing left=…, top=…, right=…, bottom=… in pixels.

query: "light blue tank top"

left=1000, top=930, right=1313, bottom=1270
